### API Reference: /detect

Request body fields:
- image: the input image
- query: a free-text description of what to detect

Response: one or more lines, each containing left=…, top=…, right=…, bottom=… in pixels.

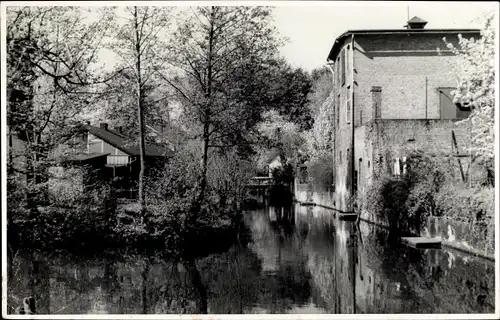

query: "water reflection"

left=7, top=204, right=495, bottom=314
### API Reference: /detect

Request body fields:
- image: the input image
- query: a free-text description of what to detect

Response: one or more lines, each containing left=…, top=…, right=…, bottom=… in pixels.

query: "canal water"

left=7, top=204, right=495, bottom=314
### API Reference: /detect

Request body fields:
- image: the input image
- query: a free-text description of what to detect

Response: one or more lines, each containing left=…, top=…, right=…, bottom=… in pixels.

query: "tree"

left=7, top=6, right=114, bottom=214
left=264, top=60, right=314, bottom=130
left=304, top=67, right=334, bottom=162
left=445, top=13, right=495, bottom=173
left=162, top=6, right=282, bottom=218
left=107, top=6, right=173, bottom=217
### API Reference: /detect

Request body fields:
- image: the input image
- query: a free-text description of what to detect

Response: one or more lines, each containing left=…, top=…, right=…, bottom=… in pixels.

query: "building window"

left=336, top=94, right=340, bottom=126
left=358, top=158, right=362, bottom=191
left=371, top=86, right=382, bottom=119
left=341, top=49, right=346, bottom=86
left=339, top=151, right=342, bottom=164
left=337, top=56, right=340, bottom=87
left=346, top=87, right=351, bottom=123
left=353, top=170, right=358, bottom=193
left=393, top=157, right=407, bottom=177
left=439, top=88, right=471, bottom=120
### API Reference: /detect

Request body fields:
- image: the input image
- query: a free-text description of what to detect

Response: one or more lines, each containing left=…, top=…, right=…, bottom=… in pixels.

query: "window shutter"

left=439, top=89, right=456, bottom=119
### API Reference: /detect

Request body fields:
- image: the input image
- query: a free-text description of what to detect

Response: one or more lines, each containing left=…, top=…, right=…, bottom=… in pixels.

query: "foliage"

left=161, top=6, right=284, bottom=213
left=264, top=61, right=314, bottom=130
left=365, top=152, right=447, bottom=235
left=444, top=14, right=495, bottom=169
left=6, top=6, right=114, bottom=215
left=303, top=67, right=333, bottom=161
left=10, top=178, right=115, bottom=249
left=256, top=109, right=307, bottom=169
left=306, top=155, right=334, bottom=192
left=105, top=6, right=174, bottom=214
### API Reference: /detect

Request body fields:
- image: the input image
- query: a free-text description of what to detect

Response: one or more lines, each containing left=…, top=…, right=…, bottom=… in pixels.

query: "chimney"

left=100, top=122, right=108, bottom=130
left=406, top=16, right=427, bottom=30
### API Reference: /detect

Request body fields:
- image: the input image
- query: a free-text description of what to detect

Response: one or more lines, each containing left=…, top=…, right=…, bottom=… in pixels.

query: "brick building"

left=326, top=17, right=480, bottom=213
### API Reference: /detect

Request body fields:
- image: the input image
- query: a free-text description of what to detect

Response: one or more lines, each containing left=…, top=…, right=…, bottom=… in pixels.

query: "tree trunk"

left=134, top=6, right=147, bottom=220
left=191, top=8, right=215, bottom=219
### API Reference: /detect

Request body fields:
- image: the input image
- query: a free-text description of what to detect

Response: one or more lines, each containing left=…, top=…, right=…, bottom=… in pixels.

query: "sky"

left=272, top=1, right=497, bottom=71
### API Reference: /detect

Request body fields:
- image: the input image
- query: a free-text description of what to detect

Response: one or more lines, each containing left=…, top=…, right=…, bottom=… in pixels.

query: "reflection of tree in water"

left=197, top=233, right=312, bottom=313
left=356, top=224, right=494, bottom=314
left=8, top=249, right=212, bottom=314
left=358, top=226, right=424, bottom=313
left=404, top=249, right=495, bottom=313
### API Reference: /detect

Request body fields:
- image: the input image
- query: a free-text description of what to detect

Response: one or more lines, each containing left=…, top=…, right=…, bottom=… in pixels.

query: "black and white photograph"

left=1, top=1, right=498, bottom=318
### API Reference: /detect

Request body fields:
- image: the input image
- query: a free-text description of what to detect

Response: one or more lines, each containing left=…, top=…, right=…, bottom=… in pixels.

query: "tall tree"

left=445, top=13, right=495, bottom=174
left=108, top=6, right=173, bottom=217
left=7, top=6, right=114, bottom=214
left=162, top=6, right=282, bottom=217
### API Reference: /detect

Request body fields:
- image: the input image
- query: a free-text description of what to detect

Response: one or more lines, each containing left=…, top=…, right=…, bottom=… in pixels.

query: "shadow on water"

left=7, top=202, right=495, bottom=314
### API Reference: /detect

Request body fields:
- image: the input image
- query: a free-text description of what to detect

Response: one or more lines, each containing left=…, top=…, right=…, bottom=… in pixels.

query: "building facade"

left=326, top=17, right=480, bottom=213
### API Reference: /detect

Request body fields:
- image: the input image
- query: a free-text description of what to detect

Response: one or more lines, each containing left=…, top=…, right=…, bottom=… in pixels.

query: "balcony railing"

left=107, top=155, right=130, bottom=166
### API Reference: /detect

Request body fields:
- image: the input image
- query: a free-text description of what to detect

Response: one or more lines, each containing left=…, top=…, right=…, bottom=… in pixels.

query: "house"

left=326, top=17, right=480, bottom=213
left=48, top=122, right=171, bottom=199
left=266, top=149, right=282, bottom=177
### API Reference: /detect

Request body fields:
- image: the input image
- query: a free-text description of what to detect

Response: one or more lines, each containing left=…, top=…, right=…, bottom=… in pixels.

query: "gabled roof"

left=408, top=16, right=427, bottom=24
left=85, top=125, right=170, bottom=157
left=264, top=149, right=281, bottom=164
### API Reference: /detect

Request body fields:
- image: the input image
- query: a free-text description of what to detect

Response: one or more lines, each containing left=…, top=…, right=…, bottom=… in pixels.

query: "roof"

left=264, top=149, right=281, bottom=164
left=326, top=28, right=480, bottom=62
left=65, top=153, right=109, bottom=163
left=408, top=16, right=427, bottom=24
left=85, top=125, right=170, bottom=157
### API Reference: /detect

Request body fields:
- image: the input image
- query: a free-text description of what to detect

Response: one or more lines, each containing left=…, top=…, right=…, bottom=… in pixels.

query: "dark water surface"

left=7, top=204, right=495, bottom=314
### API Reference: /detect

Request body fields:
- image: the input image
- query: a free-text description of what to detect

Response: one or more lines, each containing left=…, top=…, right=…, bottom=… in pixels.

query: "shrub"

left=364, top=152, right=448, bottom=235
left=307, top=155, right=334, bottom=192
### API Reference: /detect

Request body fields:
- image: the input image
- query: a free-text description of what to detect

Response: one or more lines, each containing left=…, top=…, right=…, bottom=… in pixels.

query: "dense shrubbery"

left=307, top=155, right=334, bottom=192
left=9, top=175, right=116, bottom=249
left=268, top=162, right=294, bottom=207
left=364, top=150, right=495, bottom=238
left=109, top=145, right=257, bottom=258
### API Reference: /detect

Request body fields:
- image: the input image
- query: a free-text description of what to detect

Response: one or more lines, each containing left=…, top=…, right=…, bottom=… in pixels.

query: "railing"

left=107, top=155, right=130, bottom=166
left=247, top=176, right=273, bottom=187
left=114, top=188, right=138, bottom=200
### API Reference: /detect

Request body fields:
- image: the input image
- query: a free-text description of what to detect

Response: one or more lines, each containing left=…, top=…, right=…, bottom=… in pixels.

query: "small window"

left=340, top=151, right=342, bottom=163
left=346, top=87, right=352, bottom=123
left=336, top=94, right=340, bottom=126
left=353, top=170, right=358, bottom=192
left=393, top=157, right=407, bottom=177
left=341, top=49, right=346, bottom=86
left=337, top=57, right=340, bottom=86
left=371, top=87, right=382, bottom=119
left=439, top=88, right=471, bottom=120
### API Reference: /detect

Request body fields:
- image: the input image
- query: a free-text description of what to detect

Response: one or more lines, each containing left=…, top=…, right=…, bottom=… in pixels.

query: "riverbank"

left=294, top=189, right=495, bottom=261
left=7, top=205, right=495, bottom=314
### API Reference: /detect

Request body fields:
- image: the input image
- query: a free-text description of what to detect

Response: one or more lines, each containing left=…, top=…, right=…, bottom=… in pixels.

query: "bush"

left=435, top=184, right=494, bottom=253
left=307, top=155, right=334, bottom=192
left=364, top=152, right=447, bottom=235
left=10, top=172, right=116, bottom=249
